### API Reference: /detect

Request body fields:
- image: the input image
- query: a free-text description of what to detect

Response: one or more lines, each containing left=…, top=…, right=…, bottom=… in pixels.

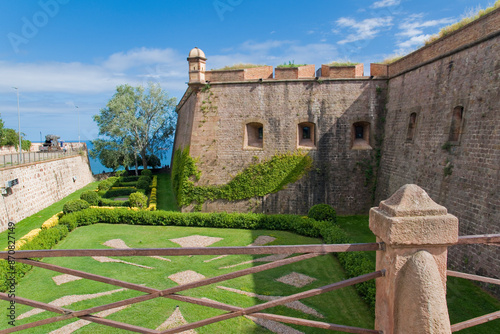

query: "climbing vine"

left=172, top=147, right=313, bottom=209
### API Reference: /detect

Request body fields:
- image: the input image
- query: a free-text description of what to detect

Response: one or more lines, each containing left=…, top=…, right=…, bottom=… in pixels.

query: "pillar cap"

left=379, top=184, right=447, bottom=217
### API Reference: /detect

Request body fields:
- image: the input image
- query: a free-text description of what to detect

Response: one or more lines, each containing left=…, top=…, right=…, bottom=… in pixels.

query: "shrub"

left=120, top=176, right=140, bottom=182
left=99, top=198, right=130, bottom=207
left=0, top=224, right=69, bottom=292
left=63, top=199, right=90, bottom=214
left=115, top=170, right=127, bottom=177
left=101, top=187, right=138, bottom=198
left=80, top=191, right=100, bottom=206
left=136, top=175, right=152, bottom=191
left=129, top=192, right=148, bottom=209
left=141, top=169, right=153, bottom=177
left=308, top=204, right=337, bottom=224
left=98, top=177, right=118, bottom=191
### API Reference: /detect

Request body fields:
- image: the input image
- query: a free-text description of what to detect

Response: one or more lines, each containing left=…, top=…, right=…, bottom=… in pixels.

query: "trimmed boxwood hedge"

left=62, top=199, right=90, bottom=214
left=101, top=187, right=138, bottom=198
left=308, top=204, right=337, bottom=224
left=0, top=224, right=69, bottom=292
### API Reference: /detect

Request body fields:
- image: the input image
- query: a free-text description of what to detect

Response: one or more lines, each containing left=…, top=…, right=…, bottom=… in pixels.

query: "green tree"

left=0, top=114, right=4, bottom=141
left=0, top=128, right=31, bottom=150
left=92, top=83, right=177, bottom=173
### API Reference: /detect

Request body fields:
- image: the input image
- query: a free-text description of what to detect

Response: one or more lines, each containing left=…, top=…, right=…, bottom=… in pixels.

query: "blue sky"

left=0, top=0, right=494, bottom=142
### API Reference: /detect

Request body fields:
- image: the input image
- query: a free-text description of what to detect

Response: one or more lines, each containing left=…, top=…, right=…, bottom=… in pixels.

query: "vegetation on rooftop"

left=211, top=63, right=266, bottom=71
left=425, top=0, right=500, bottom=45
left=378, top=55, right=404, bottom=65
left=276, top=61, right=308, bottom=68
left=327, top=61, right=360, bottom=67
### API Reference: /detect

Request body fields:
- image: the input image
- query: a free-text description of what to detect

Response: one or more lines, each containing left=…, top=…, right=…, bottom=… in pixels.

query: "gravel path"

left=169, top=235, right=223, bottom=248
left=49, top=306, right=129, bottom=334
left=246, top=316, right=305, bottom=334
left=219, top=254, right=291, bottom=269
left=168, top=270, right=206, bottom=285
left=275, top=272, right=317, bottom=288
left=52, top=274, right=82, bottom=285
left=156, top=306, right=197, bottom=333
left=103, top=239, right=171, bottom=262
left=92, top=256, right=154, bottom=269
left=17, top=288, right=127, bottom=320
left=216, top=286, right=324, bottom=318
left=204, top=235, right=276, bottom=263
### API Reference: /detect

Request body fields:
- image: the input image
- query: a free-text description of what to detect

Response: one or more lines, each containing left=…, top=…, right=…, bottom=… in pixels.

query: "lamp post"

left=12, top=87, right=22, bottom=163
left=75, top=105, right=80, bottom=145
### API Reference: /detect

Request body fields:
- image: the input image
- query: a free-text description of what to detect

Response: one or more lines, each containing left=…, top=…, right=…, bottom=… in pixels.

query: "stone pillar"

left=369, top=184, right=458, bottom=334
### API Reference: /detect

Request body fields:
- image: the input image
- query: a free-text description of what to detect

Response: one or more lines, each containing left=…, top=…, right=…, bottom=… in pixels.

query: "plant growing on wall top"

left=172, top=147, right=313, bottom=208
left=276, top=61, right=307, bottom=68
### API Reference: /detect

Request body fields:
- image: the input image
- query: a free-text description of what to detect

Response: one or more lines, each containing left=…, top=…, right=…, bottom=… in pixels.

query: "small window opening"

left=303, top=126, right=311, bottom=139
left=245, top=122, right=264, bottom=149
left=298, top=122, right=316, bottom=148
left=449, top=106, right=463, bottom=142
left=351, top=121, right=371, bottom=150
left=406, top=113, right=417, bottom=141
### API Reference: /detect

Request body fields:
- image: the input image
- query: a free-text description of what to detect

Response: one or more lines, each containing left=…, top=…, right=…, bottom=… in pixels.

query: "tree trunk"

left=134, top=152, right=139, bottom=176
left=141, top=148, right=148, bottom=171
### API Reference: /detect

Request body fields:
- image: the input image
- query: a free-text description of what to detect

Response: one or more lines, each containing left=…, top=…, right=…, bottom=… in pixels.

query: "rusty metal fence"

left=0, top=243, right=384, bottom=334
left=0, top=235, right=498, bottom=333
left=447, top=235, right=500, bottom=332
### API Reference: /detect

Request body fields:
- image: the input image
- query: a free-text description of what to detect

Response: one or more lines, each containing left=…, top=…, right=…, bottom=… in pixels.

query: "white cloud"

left=397, top=34, right=432, bottom=49
left=336, top=17, right=393, bottom=44
left=395, top=14, right=455, bottom=53
left=398, top=14, right=455, bottom=37
left=205, top=39, right=338, bottom=69
left=103, top=47, right=182, bottom=72
left=0, top=47, right=187, bottom=95
left=371, top=0, right=400, bottom=9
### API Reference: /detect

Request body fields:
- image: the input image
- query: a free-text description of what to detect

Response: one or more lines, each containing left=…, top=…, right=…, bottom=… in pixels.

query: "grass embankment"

left=156, top=173, right=178, bottom=211
left=0, top=181, right=99, bottom=249
left=1, top=224, right=374, bottom=333
left=336, top=215, right=500, bottom=334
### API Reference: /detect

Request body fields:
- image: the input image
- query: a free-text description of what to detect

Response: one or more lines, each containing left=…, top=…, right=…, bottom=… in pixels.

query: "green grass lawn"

left=156, top=173, right=178, bottom=211
left=0, top=181, right=99, bottom=249
left=336, top=215, right=500, bottom=334
left=1, top=224, right=374, bottom=333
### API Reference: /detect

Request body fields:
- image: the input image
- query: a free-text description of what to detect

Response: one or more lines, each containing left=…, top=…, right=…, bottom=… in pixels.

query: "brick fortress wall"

left=0, top=153, right=94, bottom=232
left=378, top=8, right=500, bottom=293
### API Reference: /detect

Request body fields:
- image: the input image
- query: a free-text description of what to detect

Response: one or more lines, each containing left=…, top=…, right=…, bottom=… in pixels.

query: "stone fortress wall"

left=0, top=152, right=94, bottom=232
left=377, top=8, right=500, bottom=293
left=174, top=7, right=499, bottom=289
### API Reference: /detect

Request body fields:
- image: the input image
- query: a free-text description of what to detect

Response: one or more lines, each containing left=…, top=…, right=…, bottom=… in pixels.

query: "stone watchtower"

left=187, top=47, right=206, bottom=84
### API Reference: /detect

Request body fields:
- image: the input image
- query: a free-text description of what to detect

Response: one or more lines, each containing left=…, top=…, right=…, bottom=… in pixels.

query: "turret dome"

left=188, top=47, right=206, bottom=59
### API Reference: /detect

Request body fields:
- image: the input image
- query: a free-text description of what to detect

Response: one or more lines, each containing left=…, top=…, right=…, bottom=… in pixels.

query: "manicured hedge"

left=308, top=204, right=337, bottom=224
left=99, top=198, right=130, bottom=207
left=62, top=199, right=90, bottom=214
left=101, top=188, right=138, bottom=198
left=0, top=225, right=69, bottom=292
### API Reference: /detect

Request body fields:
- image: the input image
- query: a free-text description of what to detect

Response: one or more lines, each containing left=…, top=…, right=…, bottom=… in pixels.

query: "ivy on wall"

left=172, top=147, right=313, bottom=209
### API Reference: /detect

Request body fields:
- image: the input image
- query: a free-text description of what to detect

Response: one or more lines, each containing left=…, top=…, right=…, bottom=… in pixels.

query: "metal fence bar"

left=451, top=310, right=500, bottom=332
left=447, top=270, right=500, bottom=286
left=0, top=242, right=382, bottom=259
left=456, top=234, right=500, bottom=245
left=251, top=313, right=381, bottom=334
left=0, top=292, right=158, bottom=334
